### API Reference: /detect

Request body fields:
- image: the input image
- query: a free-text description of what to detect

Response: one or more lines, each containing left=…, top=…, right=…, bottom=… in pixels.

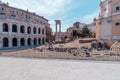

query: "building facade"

left=96, top=0, right=120, bottom=40
left=0, top=1, right=49, bottom=48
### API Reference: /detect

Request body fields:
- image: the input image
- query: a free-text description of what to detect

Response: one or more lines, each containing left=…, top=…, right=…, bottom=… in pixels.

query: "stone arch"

left=12, top=24, right=17, bottom=32
left=33, top=27, right=37, bottom=34
left=27, top=38, right=31, bottom=46
left=3, top=37, right=9, bottom=47
left=20, top=38, right=25, bottom=46
left=38, top=28, right=41, bottom=34
left=20, top=25, right=25, bottom=33
left=42, top=29, right=44, bottom=35
left=12, top=38, right=17, bottom=46
left=3, top=23, right=8, bottom=32
left=42, top=38, right=45, bottom=44
left=38, top=38, right=41, bottom=45
left=33, top=38, right=37, bottom=45
left=27, top=26, right=31, bottom=34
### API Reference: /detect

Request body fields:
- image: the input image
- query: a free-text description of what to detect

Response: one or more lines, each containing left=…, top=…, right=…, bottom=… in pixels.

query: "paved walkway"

left=0, top=57, right=120, bottom=80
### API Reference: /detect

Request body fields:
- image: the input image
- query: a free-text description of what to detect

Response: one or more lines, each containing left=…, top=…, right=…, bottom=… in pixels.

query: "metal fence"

left=1, top=47, right=120, bottom=61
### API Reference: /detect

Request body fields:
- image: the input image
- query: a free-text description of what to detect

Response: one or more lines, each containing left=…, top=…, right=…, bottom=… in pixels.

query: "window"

left=33, top=27, right=36, bottom=34
left=0, top=13, right=5, bottom=19
left=20, top=25, right=25, bottom=33
left=1, top=8, right=4, bottom=11
left=38, top=28, right=41, bottom=34
left=116, top=22, right=120, bottom=26
left=3, top=23, right=8, bottom=32
left=42, top=29, right=44, bottom=35
left=27, top=27, right=31, bottom=34
left=21, top=17, right=26, bottom=22
left=12, top=11, right=14, bottom=14
left=12, top=38, right=17, bottom=46
left=11, top=15, right=16, bottom=20
left=12, top=24, right=17, bottom=32
left=3, top=38, right=9, bottom=47
left=17, top=11, right=19, bottom=14
left=116, top=6, right=120, bottom=11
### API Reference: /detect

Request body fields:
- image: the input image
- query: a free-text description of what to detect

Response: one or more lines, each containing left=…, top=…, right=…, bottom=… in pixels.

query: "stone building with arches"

left=0, top=1, right=48, bottom=48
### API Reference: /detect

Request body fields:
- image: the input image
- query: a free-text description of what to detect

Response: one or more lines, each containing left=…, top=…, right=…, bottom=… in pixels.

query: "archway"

left=27, top=38, right=31, bottom=46
left=42, top=29, right=44, bottom=35
left=34, top=38, right=37, bottom=45
left=3, top=23, right=8, bottom=32
left=3, top=38, right=9, bottom=47
left=20, top=38, right=25, bottom=46
left=38, top=28, right=41, bottom=34
left=27, top=27, right=31, bottom=34
left=12, top=24, right=17, bottom=32
left=33, top=27, right=36, bottom=34
left=12, top=38, right=17, bottom=46
left=38, top=38, right=41, bottom=45
left=20, top=25, right=25, bottom=33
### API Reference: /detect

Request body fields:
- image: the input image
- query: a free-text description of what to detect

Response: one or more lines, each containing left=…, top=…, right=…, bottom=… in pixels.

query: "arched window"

left=33, top=27, right=36, bottom=34
left=3, top=23, right=8, bottom=32
left=34, top=38, right=37, bottom=45
left=12, top=38, right=17, bottom=46
left=20, top=38, right=25, bottom=46
left=20, top=25, right=25, bottom=33
left=27, top=38, right=31, bottom=46
left=42, top=29, right=44, bottom=35
left=3, top=38, right=9, bottom=47
left=38, top=28, right=41, bottom=34
left=27, top=26, right=31, bottom=34
left=12, top=24, right=17, bottom=32
left=38, top=38, right=41, bottom=45
left=116, top=6, right=120, bottom=11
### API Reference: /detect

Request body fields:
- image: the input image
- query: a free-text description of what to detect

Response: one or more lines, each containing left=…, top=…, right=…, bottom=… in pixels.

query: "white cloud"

left=82, top=10, right=99, bottom=24
left=2, top=0, right=72, bottom=16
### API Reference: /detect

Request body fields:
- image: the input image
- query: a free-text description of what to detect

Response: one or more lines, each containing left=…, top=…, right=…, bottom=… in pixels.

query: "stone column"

left=56, top=23, right=57, bottom=33
left=0, top=22, right=3, bottom=33
left=9, top=38, right=12, bottom=47
left=18, top=38, right=20, bottom=47
left=31, top=38, right=33, bottom=45
left=18, top=24, right=20, bottom=34
left=25, top=26, right=28, bottom=34
left=0, top=37, right=2, bottom=48
left=59, top=23, right=61, bottom=32
left=9, top=23, right=12, bottom=33
left=25, top=38, right=27, bottom=46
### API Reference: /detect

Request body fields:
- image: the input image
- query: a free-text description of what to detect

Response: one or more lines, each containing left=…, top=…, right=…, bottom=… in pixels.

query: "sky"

left=2, top=0, right=103, bottom=32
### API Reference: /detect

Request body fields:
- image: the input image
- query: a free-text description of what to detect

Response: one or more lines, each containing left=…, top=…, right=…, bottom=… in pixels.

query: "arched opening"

left=12, top=24, right=17, bottom=32
left=27, top=26, right=31, bottom=34
left=3, top=38, right=9, bottom=47
left=46, top=38, right=48, bottom=42
left=20, top=38, right=25, bottom=46
left=38, top=38, right=41, bottom=45
left=27, top=38, right=31, bottom=46
left=38, top=28, right=41, bottom=34
left=33, top=27, right=36, bottom=34
left=12, top=38, right=17, bottom=46
left=20, top=25, right=25, bottom=33
left=42, top=29, right=44, bottom=35
left=34, top=38, right=37, bottom=45
left=3, top=23, right=8, bottom=32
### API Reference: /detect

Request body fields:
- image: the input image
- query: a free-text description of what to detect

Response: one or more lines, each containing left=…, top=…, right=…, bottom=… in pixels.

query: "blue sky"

left=2, top=0, right=103, bottom=32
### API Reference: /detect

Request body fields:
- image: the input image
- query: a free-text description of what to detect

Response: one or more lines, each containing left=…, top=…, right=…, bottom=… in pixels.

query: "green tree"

left=82, top=26, right=90, bottom=37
